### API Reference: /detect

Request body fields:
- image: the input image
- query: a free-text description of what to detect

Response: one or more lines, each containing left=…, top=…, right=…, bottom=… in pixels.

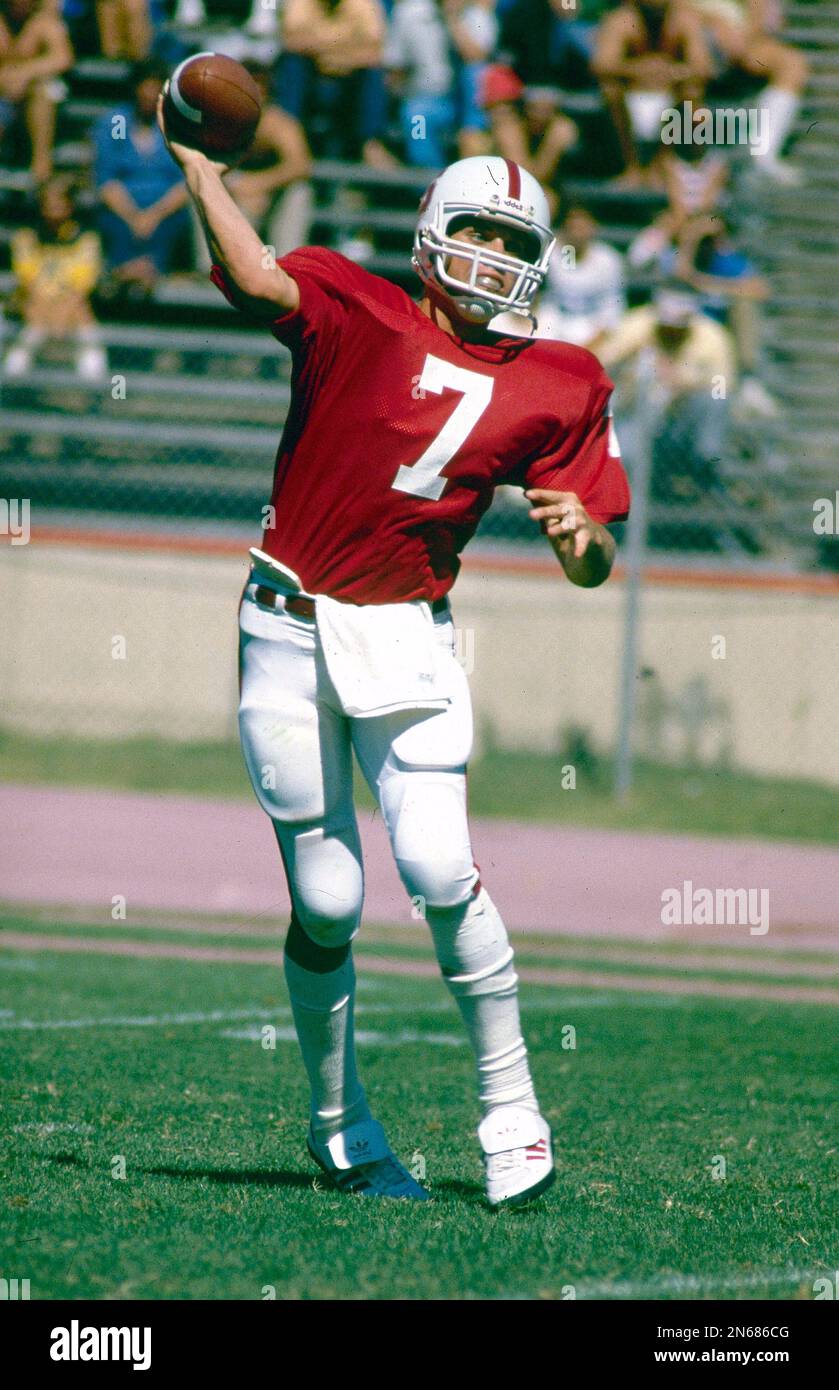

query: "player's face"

left=447, top=219, right=538, bottom=299
left=524, top=98, right=556, bottom=134
left=135, top=77, right=163, bottom=121
left=563, top=209, right=596, bottom=252
left=39, top=182, right=72, bottom=227
left=4, top=0, right=35, bottom=24
left=655, top=323, right=690, bottom=351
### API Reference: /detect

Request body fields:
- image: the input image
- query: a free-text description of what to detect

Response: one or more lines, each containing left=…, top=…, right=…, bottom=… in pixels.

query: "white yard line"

left=221, top=1024, right=466, bottom=1047
left=0, top=1006, right=290, bottom=1031
left=13, top=1122, right=95, bottom=1136
left=0, top=990, right=686, bottom=1032
left=572, top=1266, right=825, bottom=1300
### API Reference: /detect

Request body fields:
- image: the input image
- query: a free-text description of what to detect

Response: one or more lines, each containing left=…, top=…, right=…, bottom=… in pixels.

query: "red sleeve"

left=209, top=245, right=408, bottom=348
left=522, top=372, right=630, bottom=525
left=209, top=250, right=346, bottom=355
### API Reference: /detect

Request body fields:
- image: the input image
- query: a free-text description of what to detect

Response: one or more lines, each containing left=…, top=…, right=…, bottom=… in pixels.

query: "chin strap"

left=450, top=294, right=497, bottom=324
left=424, top=277, right=540, bottom=340
left=424, top=276, right=496, bottom=328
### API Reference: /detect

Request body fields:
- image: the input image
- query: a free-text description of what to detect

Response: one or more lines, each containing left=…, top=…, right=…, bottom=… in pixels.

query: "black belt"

left=254, top=586, right=316, bottom=618
left=253, top=585, right=449, bottom=620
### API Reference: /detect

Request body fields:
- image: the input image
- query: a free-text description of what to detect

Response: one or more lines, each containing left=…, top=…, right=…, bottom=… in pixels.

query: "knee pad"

left=276, top=821, right=363, bottom=949
left=382, top=770, right=477, bottom=908
left=426, top=888, right=518, bottom=999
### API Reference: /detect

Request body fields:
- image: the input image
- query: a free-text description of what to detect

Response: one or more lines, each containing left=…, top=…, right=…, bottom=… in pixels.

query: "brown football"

left=163, top=52, right=262, bottom=157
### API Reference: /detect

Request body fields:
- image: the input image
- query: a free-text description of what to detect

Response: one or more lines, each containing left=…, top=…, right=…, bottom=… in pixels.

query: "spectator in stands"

left=592, top=0, right=712, bottom=185
left=627, top=100, right=728, bottom=266
left=600, top=282, right=735, bottom=528
left=195, top=61, right=312, bottom=268
left=444, top=0, right=497, bottom=157
left=385, top=0, right=457, bottom=166
left=93, top=56, right=189, bottom=297
left=686, top=0, right=808, bottom=184
left=385, top=0, right=496, bottom=165
left=675, top=210, right=777, bottom=417
left=495, top=0, right=605, bottom=94
left=94, top=0, right=152, bottom=60
left=2, top=173, right=107, bottom=379
left=277, top=0, right=396, bottom=168
left=0, top=0, right=73, bottom=183
left=537, top=201, right=626, bottom=351
left=487, top=0, right=590, bottom=200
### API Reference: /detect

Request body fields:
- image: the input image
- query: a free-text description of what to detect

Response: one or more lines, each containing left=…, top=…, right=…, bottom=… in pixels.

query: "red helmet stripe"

left=504, top=159, right=522, bottom=201
left=418, top=178, right=437, bottom=214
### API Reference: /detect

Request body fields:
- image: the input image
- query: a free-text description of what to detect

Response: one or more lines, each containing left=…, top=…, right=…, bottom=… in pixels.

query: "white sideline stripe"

left=221, top=1024, right=465, bottom=1047
left=0, top=1002, right=454, bottom=1031
left=222, top=1025, right=309, bottom=1043
left=0, top=989, right=686, bottom=1032
left=0, top=1006, right=291, bottom=1031
left=14, top=1122, right=94, bottom=1136
left=356, top=1029, right=465, bottom=1047
left=573, top=1266, right=823, bottom=1300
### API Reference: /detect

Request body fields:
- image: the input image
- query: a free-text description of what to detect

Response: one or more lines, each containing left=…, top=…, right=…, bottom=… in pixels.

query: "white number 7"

left=392, top=353, right=494, bottom=501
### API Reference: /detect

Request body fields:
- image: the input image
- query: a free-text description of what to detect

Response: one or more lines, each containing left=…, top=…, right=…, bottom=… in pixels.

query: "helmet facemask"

left=414, top=203, right=555, bottom=325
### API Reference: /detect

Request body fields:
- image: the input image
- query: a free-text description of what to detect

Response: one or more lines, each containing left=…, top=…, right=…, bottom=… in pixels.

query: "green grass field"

left=1, top=728, right=838, bottom=843
left=2, top=907, right=837, bottom=1301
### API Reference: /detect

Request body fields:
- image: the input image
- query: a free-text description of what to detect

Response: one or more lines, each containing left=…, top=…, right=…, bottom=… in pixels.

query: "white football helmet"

left=413, top=156, right=555, bottom=325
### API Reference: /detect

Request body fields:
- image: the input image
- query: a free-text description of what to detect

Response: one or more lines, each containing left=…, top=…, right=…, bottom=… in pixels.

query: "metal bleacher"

left=1, top=7, right=837, bottom=562
left=755, top=1, right=839, bottom=556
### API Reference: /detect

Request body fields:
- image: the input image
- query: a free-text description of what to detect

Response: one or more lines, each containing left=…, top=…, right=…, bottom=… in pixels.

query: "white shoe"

left=76, top=346, right=108, bottom=382
left=734, top=376, right=780, bottom=421
left=307, top=1118, right=431, bottom=1201
left=479, top=1105, right=555, bottom=1208
left=627, top=224, right=669, bottom=270
left=336, top=234, right=374, bottom=265
left=3, top=344, right=33, bottom=377
left=246, top=0, right=277, bottom=35
left=173, top=0, right=206, bottom=24
left=753, top=155, right=803, bottom=187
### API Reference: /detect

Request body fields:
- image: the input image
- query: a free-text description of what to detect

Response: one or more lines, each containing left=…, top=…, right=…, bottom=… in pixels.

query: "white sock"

left=426, top=887, right=539, bottom=1116
left=76, top=328, right=107, bottom=379
left=283, top=950, right=371, bottom=1144
left=753, top=87, right=799, bottom=163
left=7, top=325, right=46, bottom=358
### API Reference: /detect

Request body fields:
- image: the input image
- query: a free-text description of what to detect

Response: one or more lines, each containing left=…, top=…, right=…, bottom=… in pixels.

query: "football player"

left=160, top=94, right=630, bottom=1207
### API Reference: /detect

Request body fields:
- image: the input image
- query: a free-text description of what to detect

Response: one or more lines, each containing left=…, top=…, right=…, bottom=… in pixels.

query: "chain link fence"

left=0, top=304, right=803, bottom=560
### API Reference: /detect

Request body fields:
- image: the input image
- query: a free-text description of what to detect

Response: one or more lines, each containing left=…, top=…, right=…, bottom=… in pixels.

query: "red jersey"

left=210, top=247, right=630, bottom=605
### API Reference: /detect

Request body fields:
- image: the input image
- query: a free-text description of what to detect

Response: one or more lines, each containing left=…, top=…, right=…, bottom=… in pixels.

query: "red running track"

left=1, top=783, right=836, bottom=949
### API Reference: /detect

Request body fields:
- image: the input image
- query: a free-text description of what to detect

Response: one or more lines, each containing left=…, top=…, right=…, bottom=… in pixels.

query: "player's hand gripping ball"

left=162, top=52, right=262, bottom=158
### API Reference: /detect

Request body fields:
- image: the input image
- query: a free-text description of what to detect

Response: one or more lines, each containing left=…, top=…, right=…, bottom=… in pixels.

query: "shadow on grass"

left=49, top=1151, right=315, bottom=1192
left=49, top=1152, right=498, bottom=1204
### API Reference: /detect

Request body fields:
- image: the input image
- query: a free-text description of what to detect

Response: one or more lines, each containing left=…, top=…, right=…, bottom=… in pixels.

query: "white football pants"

left=238, top=579, right=539, bottom=1122
left=238, top=582, right=479, bottom=934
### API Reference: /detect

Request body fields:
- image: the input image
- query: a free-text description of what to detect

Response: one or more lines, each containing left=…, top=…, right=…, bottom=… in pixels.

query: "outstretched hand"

left=156, top=86, right=231, bottom=178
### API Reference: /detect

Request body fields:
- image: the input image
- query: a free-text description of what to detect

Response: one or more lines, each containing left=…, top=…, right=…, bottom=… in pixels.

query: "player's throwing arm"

left=156, top=59, right=298, bottom=319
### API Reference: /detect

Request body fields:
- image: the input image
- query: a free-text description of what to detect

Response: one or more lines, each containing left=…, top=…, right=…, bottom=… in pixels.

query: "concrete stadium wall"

left=2, top=538, right=838, bottom=785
